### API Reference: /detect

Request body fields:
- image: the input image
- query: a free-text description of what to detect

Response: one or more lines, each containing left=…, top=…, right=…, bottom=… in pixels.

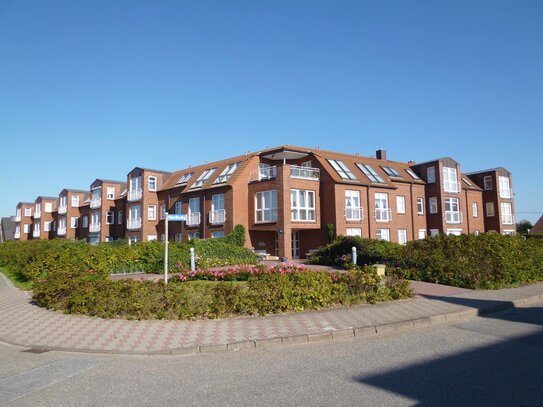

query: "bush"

left=223, top=224, right=246, bottom=247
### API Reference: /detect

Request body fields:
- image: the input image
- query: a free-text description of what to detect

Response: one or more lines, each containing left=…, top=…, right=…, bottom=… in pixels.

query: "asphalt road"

left=1, top=303, right=543, bottom=406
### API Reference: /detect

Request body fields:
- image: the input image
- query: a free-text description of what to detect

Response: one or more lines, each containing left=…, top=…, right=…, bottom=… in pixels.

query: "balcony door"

left=291, top=231, right=300, bottom=259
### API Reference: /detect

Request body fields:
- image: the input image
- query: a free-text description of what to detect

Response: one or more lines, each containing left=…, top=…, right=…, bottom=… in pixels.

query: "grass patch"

left=0, top=267, right=32, bottom=290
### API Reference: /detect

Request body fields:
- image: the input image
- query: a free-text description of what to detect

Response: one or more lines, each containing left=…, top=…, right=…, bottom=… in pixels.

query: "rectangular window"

left=417, top=198, right=424, bottom=214
left=484, top=176, right=493, bottom=190
left=429, top=197, right=438, bottom=214
left=45, top=202, right=53, bottom=212
left=175, top=201, right=182, bottom=215
left=499, top=176, right=511, bottom=198
left=106, top=187, right=115, bottom=199
left=374, top=193, right=390, bottom=222
left=418, top=229, right=426, bottom=239
left=44, top=221, right=51, bottom=232
left=176, top=172, right=195, bottom=185
left=129, top=206, right=141, bottom=221
left=214, top=162, right=241, bottom=184
left=35, top=203, right=41, bottom=213
left=472, top=202, right=478, bottom=217
left=258, top=163, right=277, bottom=180
left=91, top=211, right=101, bottom=225
left=148, top=205, right=157, bottom=220
left=128, top=236, right=140, bottom=245
left=406, top=169, right=421, bottom=180
left=212, top=194, right=225, bottom=211
left=446, top=229, right=462, bottom=236
left=500, top=202, right=514, bottom=225
left=148, top=176, right=157, bottom=191
left=71, top=195, right=79, bottom=207
left=381, top=166, right=402, bottom=178
left=398, top=229, right=407, bottom=245
left=291, top=189, right=316, bottom=221
left=376, top=229, right=390, bottom=241
left=346, top=228, right=362, bottom=237
left=70, top=217, right=78, bottom=229
left=190, top=168, right=217, bottom=189
left=430, top=229, right=439, bottom=237
left=24, top=224, right=30, bottom=233
left=328, top=159, right=358, bottom=180
left=118, top=211, right=123, bottom=225
left=357, top=163, right=385, bottom=183
left=255, top=190, right=278, bottom=222
left=189, top=197, right=200, bottom=214
left=83, top=216, right=88, bottom=228
left=175, top=233, right=182, bottom=242
left=131, top=176, right=142, bottom=191
left=427, top=166, right=436, bottom=183
left=443, top=167, right=459, bottom=193
left=188, top=232, right=200, bottom=240
left=345, top=190, right=362, bottom=220
left=212, top=231, right=225, bottom=238
left=24, top=208, right=32, bottom=216
left=486, top=202, right=495, bottom=217
left=160, top=204, right=167, bottom=219
left=396, top=196, right=406, bottom=214
left=106, top=211, right=114, bottom=224
left=147, top=235, right=157, bottom=241
left=445, top=197, right=461, bottom=224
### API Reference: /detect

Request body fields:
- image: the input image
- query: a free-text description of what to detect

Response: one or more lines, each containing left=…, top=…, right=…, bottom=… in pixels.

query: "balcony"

left=58, top=205, right=67, bottom=215
left=443, top=181, right=461, bottom=193
left=445, top=211, right=463, bottom=224
left=90, top=197, right=102, bottom=209
left=127, top=218, right=142, bottom=230
left=499, top=188, right=513, bottom=199
left=57, top=227, right=67, bottom=236
left=128, top=189, right=143, bottom=202
left=250, top=166, right=277, bottom=182
left=501, top=214, right=515, bottom=225
left=374, top=208, right=391, bottom=222
left=14, top=232, right=20, bottom=239
left=209, top=209, right=226, bottom=225
left=187, top=212, right=201, bottom=226
left=32, top=230, right=40, bottom=238
left=34, top=211, right=41, bottom=219
left=89, top=223, right=101, bottom=233
left=345, top=207, right=364, bottom=221
left=290, top=165, right=320, bottom=180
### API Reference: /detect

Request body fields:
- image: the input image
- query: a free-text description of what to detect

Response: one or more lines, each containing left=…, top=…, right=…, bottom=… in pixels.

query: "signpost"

left=164, top=213, right=187, bottom=285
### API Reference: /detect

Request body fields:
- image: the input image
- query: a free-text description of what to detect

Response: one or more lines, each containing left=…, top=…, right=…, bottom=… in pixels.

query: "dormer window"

left=214, top=162, right=241, bottom=184
left=148, top=176, right=157, bottom=191
left=327, top=159, right=358, bottom=180
left=190, top=168, right=216, bottom=189
left=381, top=166, right=402, bottom=178
left=356, top=164, right=385, bottom=184
left=176, top=172, right=195, bottom=185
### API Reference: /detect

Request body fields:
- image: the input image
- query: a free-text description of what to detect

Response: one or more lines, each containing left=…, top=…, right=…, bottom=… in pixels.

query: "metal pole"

left=164, top=212, right=169, bottom=285
left=352, top=246, right=357, bottom=265
left=190, top=247, right=195, bottom=272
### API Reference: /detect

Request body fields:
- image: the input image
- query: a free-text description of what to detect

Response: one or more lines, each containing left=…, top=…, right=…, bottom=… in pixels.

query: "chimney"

left=408, top=160, right=416, bottom=166
left=376, top=149, right=387, bottom=160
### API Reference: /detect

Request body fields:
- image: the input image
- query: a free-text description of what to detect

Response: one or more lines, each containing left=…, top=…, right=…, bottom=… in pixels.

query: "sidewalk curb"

left=4, top=293, right=542, bottom=356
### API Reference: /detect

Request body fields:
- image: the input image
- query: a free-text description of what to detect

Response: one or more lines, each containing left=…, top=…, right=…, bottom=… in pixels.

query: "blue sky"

left=1, top=0, right=542, bottom=223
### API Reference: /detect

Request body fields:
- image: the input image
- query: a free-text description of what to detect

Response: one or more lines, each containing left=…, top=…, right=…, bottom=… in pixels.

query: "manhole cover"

left=21, top=348, right=49, bottom=354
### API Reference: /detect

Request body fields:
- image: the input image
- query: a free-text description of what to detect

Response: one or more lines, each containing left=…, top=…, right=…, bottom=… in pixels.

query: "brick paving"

left=1, top=273, right=543, bottom=355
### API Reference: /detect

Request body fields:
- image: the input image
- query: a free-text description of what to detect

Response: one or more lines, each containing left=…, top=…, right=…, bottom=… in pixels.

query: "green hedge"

left=32, top=266, right=412, bottom=320
left=309, top=233, right=543, bottom=289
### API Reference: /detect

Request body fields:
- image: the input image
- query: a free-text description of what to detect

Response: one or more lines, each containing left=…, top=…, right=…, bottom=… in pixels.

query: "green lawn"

left=0, top=267, right=33, bottom=290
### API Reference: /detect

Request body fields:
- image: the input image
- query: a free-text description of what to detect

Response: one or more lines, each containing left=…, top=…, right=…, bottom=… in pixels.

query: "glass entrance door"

left=291, top=231, right=300, bottom=259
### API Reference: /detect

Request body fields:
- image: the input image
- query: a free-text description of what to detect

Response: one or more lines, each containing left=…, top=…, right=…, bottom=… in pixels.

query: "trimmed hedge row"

left=309, top=234, right=543, bottom=289
left=32, top=266, right=412, bottom=319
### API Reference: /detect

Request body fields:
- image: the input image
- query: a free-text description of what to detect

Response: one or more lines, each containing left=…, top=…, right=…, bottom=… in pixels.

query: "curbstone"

left=171, top=346, right=200, bottom=355
left=307, top=332, right=333, bottom=343
left=376, top=323, right=397, bottom=335
left=412, top=317, right=432, bottom=328
left=227, top=340, right=256, bottom=351
left=255, top=337, right=283, bottom=348
left=281, top=334, right=309, bottom=344
left=354, top=326, right=377, bottom=337
left=429, top=314, right=447, bottom=325
left=331, top=328, right=355, bottom=339
left=199, top=344, right=227, bottom=353
left=394, top=320, right=415, bottom=331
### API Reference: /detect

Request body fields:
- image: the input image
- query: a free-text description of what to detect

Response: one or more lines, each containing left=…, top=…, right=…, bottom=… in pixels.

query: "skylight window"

left=214, top=162, right=241, bottom=184
left=176, top=172, right=195, bottom=185
left=381, top=166, right=402, bottom=178
left=190, top=168, right=217, bottom=189
left=327, top=159, right=358, bottom=180
left=405, top=169, right=421, bottom=180
left=356, top=164, right=385, bottom=184
left=462, top=177, right=473, bottom=187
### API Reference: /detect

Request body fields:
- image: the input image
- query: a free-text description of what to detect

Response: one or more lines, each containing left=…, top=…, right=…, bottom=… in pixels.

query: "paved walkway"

left=1, top=273, right=543, bottom=355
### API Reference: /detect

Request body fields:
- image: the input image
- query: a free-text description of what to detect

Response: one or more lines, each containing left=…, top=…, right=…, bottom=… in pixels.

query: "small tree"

left=224, top=224, right=246, bottom=247
left=517, top=220, right=533, bottom=236
left=326, top=223, right=336, bottom=243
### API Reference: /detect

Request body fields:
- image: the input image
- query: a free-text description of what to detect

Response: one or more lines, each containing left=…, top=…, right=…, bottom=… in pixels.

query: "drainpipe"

left=366, top=186, right=372, bottom=238
left=410, top=182, right=416, bottom=240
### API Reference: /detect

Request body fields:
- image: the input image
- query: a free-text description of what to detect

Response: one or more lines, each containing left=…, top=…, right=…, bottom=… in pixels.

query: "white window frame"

left=212, top=231, right=225, bottom=238
left=427, top=166, right=435, bottom=183
left=175, top=201, right=182, bottom=215
left=472, top=202, right=478, bottom=217
left=486, top=202, right=495, bottom=217
left=160, top=204, right=167, bottom=220
left=106, top=211, right=114, bottom=225
left=290, top=189, right=316, bottom=221
left=443, top=167, right=459, bottom=193
left=418, top=229, right=426, bottom=239
left=445, top=197, right=461, bottom=224
left=345, top=190, right=362, bottom=221
left=148, top=205, right=157, bottom=221
left=417, top=197, right=424, bottom=215
left=374, top=193, right=390, bottom=222
left=44, top=221, right=52, bottom=232
left=396, top=196, right=406, bottom=214
left=106, top=187, right=115, bottom=200
left=188, top=232, right=200, bottom=240
left=148, top=176, right=157, bottom=191
left=398, top=229, right=407, bottom=245
left=357, top=163, right=385, bottom=183
left=24, top=224, right=30, bottom=233
left=500, top=202, right=514, bottom=225
left=147, top=235, right=157, bottom=241
left=484, top=176, right=493, bottom=190
left=82, top=216, right=89, bottom=228
left=24, top=208, right=32, bottom=216
left=70, top=217, right=79, bottom=229
left=346, top=228, right=362, bottom=237
left=190, top=168, right=217, bottom=189
left=214, top=162, right=241, bottom=184
left=376, top=229, right=390, bottom=241
left=328, top=159, right=358, bottom=180
left=71, top=195, right=79, bottom=207
left=499, top=176, right=511, bottom=198
left=429, top=197, right=438, bottom=214
left=255, top=190, right=278, bottom=223
left=45, top=202, right=52, bottom=213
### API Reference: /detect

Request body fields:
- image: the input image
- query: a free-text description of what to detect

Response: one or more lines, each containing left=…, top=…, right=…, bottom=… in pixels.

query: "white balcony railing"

left=90, top=197, right=102, bottom=209
left=250, top=166, right=277, bottom=182
left=58, top=205, right=67, bottom=215
left=187, top=212, right=201, bottom=226
left=127, top=189, right=142, bottom=202
left=127, top=218, right=142, bottom=230
left=445, top=211, right=463, bottom=224
left=89, top=223, right=101, bottom=233
left=290, top=165, right=320, bottom=180
left=502, top=214, right=515, bottom=225
left=14, top=232, right=20, bottom=239
left=15, top=215, right=21, bottom=222
left=57, top=227, right=67, bottom=236
left=375, top=208, right=391, bottom=222
left=443, top=181, right=461, bottom=193
left=32, top=230, right=40, bottom=238
left=34, top=211, right=41, bottom=219
left=499, top=188, right=513, bottom=199
left=210, top=209, right=226, bottom=225
left=345, top=207, right=364, bottom=221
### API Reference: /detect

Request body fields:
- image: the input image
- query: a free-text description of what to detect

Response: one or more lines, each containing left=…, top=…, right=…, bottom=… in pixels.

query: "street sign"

left=167, top=214, right=187, bottom=222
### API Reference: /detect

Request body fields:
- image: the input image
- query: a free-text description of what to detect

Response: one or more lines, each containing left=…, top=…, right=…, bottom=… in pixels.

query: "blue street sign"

left=167, top=214, right=187, bottom=222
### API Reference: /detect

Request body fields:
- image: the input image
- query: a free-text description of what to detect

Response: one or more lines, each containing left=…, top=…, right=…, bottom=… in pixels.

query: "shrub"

left=223, top=224, right=246, bottom=247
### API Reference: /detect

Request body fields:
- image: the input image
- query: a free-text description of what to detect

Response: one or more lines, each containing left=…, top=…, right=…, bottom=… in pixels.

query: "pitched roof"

left=460, top=173, right=483, bottom=191
left=530, top=215, right=543, bottom=234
